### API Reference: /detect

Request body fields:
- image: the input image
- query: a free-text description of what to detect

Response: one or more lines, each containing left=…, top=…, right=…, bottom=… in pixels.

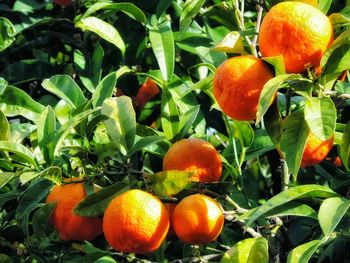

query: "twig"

left=252, top=2, right=264, bottom=47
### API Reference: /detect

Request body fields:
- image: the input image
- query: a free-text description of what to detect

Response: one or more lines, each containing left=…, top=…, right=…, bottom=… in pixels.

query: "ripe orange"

left=134, top=78, right=160, bottom=108
left=163, top=138, right=222, bottom=182
left=172, top=194, right=224, bottom=245
left=259, top=1, right=333, bottom=73
left=213, top=55, right=274, bottom=121
left=102, top=189, right=169, bottom=254
left=301, top=132, right=334, bottom=168
left=46, top=178, right=102, bottom=241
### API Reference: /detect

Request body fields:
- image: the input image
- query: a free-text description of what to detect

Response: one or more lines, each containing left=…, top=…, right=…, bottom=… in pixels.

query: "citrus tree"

left=0, top=0, right=349, bottom=262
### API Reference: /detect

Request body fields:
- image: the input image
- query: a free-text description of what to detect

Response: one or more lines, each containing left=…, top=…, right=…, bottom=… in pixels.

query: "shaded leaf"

left=180, top=0, right=206, bottom=34
left=74, top=182, right=130, bottom=217
left=340, top=121, right=350, bottom=170
left=0, top=172, right=16, bottom=189
left=32, top=202, right=55, bottom=240
left=287, top=240, right=321, bottom=263
left=0, top=141, right=39, bottom=169
left=161, top=88, right=180, bottom=141
left=37, top=106, right=56, bottom=164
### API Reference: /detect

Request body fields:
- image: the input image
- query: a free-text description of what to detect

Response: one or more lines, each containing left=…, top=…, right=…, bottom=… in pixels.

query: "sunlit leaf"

left=287, top=240, right=321, bottom=263
left=0, top=111, right=11, bottom=141
left=0, top=17, right=16, bottom=52
left=150, top=170, right=192, bottom=197
left=213, top=31, right=246, bottom=54
left=0, top=141, right=39, bottom=169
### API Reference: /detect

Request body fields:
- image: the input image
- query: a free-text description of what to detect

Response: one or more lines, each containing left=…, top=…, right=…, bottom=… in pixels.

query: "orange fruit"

left=163, top=138, right=222, bottom=182
left=172, top=194, right=224, bottom=245
left=213, top=55, right=274, bottom=121
left=301, top=132, right=334, bottom=168
left=46, top=178, right=102, bottom=241
left=102, top=189, right=169, bottom=254
left=134, top=78, right=160, bottom=108
left=259, top=1, right=333, bottom=73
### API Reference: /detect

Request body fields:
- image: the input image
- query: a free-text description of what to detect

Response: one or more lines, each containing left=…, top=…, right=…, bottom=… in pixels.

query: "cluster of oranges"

left=46, top=138, right=224, bottom=254
left=213, top=1, right=335, bottom=168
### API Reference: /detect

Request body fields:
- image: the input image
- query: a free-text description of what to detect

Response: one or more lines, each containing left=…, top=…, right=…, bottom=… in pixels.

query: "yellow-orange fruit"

left=213, top=55, right=274, bottom=121
left=301, top=132, right=334, bottom=168
left=102, top=189, right=169, bottom=254
left=135, top=78, right=160, bottom=108
left=259, top=1, right=333, bottom=73
left=172, top=194, right=224, bottom=245
left=163, top=138, right=222, bottom=182
left=46, top=178, right=102, bottom=241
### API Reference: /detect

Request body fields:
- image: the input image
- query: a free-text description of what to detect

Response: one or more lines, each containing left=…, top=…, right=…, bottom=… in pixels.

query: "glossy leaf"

left=340, top=121, right=350, bottom=170
left=83, top=2, right=146, bottom=24
left=0, top=85, right=45, bottom=122
left=319, top=197, right=350, bottom=237
left=263, top=56, right=285, bottom=76
left=304, top=97, right=336, bottom=141
left=287, top=240, right=321, bottom=263
left=41, top=75, right=85, bottom=109
left=128, top=135, right=165, bottom=157
left=0, top=141, right=38, bottom=169
left=101, top=96, right=136, bottom=155
left=150, top=170, right=192, bottom=197
left=76, top=17, right=125, bottom=56
left=256, top=74, right=300, bottom=124
left=74, top=182, right=130, bottom=217
left=149, top=20, right=174, bottom=81
left=53, top=108, right=100, bottom=158
left=0, top=111, right=11, bottom=141
left=178, top=105, right=200, bottom=140
left=92, top=66, right=131, bottom=107
left=246, top=184, right=338, bottom=226
left=161, top=88, right=180, bottom=141
left=221, top=237, right=269, bottom=263
left=213, top=31, right=246, bottom=54
left=20, top=167, right=62, bottom=186
left=0, top=172, right=16, bottom=189
left=280, top=109, right=309, bottom=177
left=0, top=17, right=16, bottom=52
left=37, top=106, right=56, bottom=164
left=232, top=120, right=254, bottom=149
left=32, top=202, right=55, bottom=240
left=180, top=0, right=206, bottom=34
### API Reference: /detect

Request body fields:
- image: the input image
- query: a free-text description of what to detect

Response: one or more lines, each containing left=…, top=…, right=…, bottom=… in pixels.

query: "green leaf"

left=318, top=0, right=332, bottom=13
left=240, top=201, right=317, bottom=220
left=0, top=172, right=16, bottom=189
left=246, top=184, right=338, bottom=226
left=161, top=88, right=180, bottom=141
left=287, top=240, right=321, bottom=263
left=232, top=120, right=254, bottom=149
left=280, top=109, right=309, bottom=177
left=0, top=141, right=38, bottom=169
left=32, top=202, right=55, bottom=241
left=180, top=0, right=206, bottom=34
left=92, top=66, right=132, bottom=107
left=20, top=167, right=62, bottom=185
left=149, top=20, right=174, bottom=81
left=319, top=197, right=350, bottom=237
left=76, top=17, right=125, bottom=56
left=263, top=56, right=285, bottom=76
left=74, top=182, right=130, bottom=217
left=41, top=75, right=85, bottom=109
left=128, top=135, right=165, bottom=157
left=264, top=99, right=283, bottom=147
left=37, top=106, right=56, bottom=164
left=0, top=17, right=16, bottom=52
left=15, top=179, right=52, bottom=235
left=150, top=170, right=192, bottom=197
left=101, top=96, right=136, bottom=155
left=340, top=121, right=350, bottom=170
left=256, top=74, right=300, bottom=124
left=178, top=105, right=200, bottom=140
left=53, top=108, right=100, bottom=158
left=82, top=2, right=146, bottom=24
left=0, top=85, right=45, bottom=122
left=213, top=31, right=246, bottom=54
left=0, top=111, right=11, bottom=141
left=304, top=97, right=336, bottom=141
left=0, top=77, right=7, bottom=95
left=221, top=237, right=269, bottom=263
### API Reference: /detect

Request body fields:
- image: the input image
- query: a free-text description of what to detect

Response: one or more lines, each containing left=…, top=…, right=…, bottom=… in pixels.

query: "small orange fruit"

left=46, top=178, right=102, bottom=241
left=259, top=1, right=333, bottom=73
left=163, top=138, right=222, bottom=182
left=102, top=189, right=169, bottom=254
left=301, top=132, right=334, bottom=168
left=135, top=78, right=160, bottom=108
left=172, top=194, right=224, bottom=245
left=213, top=55, right=274, bottom=121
